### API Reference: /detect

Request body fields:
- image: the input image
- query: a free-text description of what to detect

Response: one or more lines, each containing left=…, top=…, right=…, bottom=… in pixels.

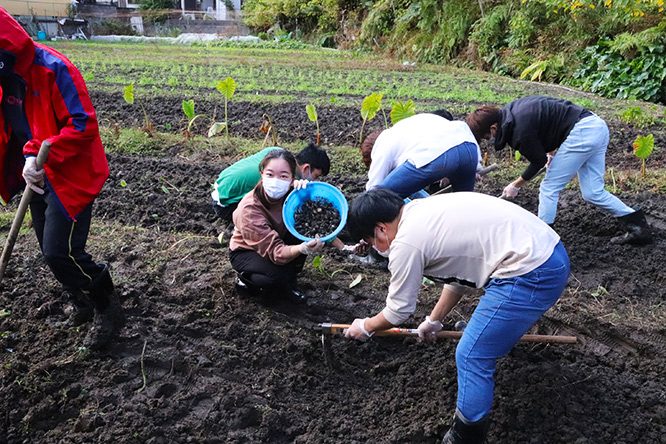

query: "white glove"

left=342, top=241, right=370, bottom=255
left=293, top=179, right=309, bottom=190
left=417, top=316, right=443, bottom=342
left=345, top=317, right=374, bottom=341
left=22, top=156, right=45, bottom=195
left=546, top=154, right=555, bottom=171
left=299, top=236, right=323, bottom=255
left=501, top=184, right=520, bottom=199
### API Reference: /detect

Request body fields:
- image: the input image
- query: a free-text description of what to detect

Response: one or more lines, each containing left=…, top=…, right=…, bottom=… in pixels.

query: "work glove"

left=299, top=236, right=323, bottom=255
left=501, top=183, right=520, bottom=199
left=22, top=156, right=45, bottom=195
left=417, top=316, right=443, bottom=342
left=293, top=179, right=309, bottom=190
left=342, top=240, right=370, bottom=255
left=345, top=317, right=374, bottom=341
left=546, top=153, right=555, bottom=172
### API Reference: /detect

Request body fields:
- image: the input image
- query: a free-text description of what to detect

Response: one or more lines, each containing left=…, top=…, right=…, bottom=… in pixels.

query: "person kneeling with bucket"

left=344, top=188, right=570, bottom=444
left=229, top=149, right=326, bottom=304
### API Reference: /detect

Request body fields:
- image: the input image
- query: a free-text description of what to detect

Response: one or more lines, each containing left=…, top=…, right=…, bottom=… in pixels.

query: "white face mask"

left=263, top=177, right=291, bottom=200
left=373, top=228, right=391, bottom=258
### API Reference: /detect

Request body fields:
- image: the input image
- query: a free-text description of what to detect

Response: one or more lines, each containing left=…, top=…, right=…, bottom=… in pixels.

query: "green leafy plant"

left=216, top=77, right=237, bottom=138
left=390, top=100, right=416, bottom=125
left=182, top=99, right=206, bottom=138
left=312, top=255, right=363, bottom=288
left=306, top=103, right=320, bottom=145
left=359, top=92, right=383, bottom=145
left=633, top=134, right=655, bottom=177
left=619, top=106, right=655, bottom=128
left=123, top=83, right=155, bottom=136
left=520, top=60, right=548, bottom=82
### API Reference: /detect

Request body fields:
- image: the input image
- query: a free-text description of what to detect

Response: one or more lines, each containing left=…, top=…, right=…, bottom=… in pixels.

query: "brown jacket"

left=230, top=188, right=297, bottom=265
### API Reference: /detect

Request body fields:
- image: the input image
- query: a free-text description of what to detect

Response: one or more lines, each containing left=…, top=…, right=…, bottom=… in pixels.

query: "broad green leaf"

left=216, top=77, right=237, bottom=99
left=515, top=150, right=522, bottom=161
left=633, top=134, right=654, bottom=160
left=123, top=83, right=134, bottom=105
left=349, top=274, right=363, bottom=288
left=313, top=256, right=322, bottom=268
left=520, top=61, right=547, bottom=82
left=306, top=103, right=318, bottom=122
left=360, top=92, right=383, bottom=121
left=182, top=99, right=195, bottom=120
left=208, top=122, right=226, bottom=137
left=120, top=179, right=127, bottom=187
left=390, top=100, right=416, bottom=125
left=161, top=185, right=170, bottom=194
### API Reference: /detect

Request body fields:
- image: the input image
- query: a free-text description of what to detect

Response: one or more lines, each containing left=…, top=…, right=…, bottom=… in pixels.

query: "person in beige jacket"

left=344, top=188, right=570, bottom=444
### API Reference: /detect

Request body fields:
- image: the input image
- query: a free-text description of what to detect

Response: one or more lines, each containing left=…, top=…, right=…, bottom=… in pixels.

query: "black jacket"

left=494, top=96, right=588, bottom=181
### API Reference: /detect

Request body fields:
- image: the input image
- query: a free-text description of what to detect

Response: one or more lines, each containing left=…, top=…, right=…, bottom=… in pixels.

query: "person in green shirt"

left=211, top=143, right=330, bottom=222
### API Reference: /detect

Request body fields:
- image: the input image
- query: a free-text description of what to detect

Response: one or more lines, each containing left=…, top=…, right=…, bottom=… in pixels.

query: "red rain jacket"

left=0, top=7, right=108, bottom=220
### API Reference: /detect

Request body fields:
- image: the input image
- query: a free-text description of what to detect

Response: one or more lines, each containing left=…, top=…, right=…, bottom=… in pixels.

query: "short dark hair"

left=347, top=188, right=405, bottom=241
left=429, top=109, right=453, bottom=121
left=466, top=106, right=501, bottom=143
left=296, top=143, right=330, bottom=176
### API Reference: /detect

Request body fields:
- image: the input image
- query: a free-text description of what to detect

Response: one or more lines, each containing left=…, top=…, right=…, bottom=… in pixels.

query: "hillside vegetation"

left=242, top=0, right=666, bottom=104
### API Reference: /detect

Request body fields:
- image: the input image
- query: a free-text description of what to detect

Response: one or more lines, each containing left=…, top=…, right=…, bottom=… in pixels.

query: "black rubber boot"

left=441, top=411, right=490, bottom=444
left=62, top=289, right=94, bottom=326
left=83, top=265, right=125, bottom=350
left=610, top=208, right=652, bottom=245
left=234, top=272, right=264, bottom=298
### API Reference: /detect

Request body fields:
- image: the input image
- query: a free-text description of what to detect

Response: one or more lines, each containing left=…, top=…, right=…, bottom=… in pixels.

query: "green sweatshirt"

left=212, top=147, right=283, bottom=206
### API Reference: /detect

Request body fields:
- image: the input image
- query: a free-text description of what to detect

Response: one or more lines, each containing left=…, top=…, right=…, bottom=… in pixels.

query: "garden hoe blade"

left=318, top=323, right=577, bottom=344
left=0, top=141, right=51, bottom=284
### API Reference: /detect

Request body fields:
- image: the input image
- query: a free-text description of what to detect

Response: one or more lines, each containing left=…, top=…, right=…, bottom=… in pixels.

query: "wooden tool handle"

left=321, top=323, right=577, bottom=344
left=0, top=140, right=51, bottom=283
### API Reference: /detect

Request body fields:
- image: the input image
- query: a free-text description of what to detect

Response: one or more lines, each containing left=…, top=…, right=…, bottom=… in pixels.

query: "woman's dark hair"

left=466, top=106, right=501, bottom=143
left=295, top=143, right=330, bottom=176
left=347, top=188, right=405, bottom=241
left=254, top=149, right=297, bottom=204
left=360, top=130, right=383, bottom=168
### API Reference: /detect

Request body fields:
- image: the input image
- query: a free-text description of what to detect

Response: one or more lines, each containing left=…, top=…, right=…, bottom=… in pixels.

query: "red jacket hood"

left=0, top=7, right=35, bottom=77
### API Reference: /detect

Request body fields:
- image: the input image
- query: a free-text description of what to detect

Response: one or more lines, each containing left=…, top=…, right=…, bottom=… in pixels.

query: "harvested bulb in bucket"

left=293, top=198, right=341, bottom=238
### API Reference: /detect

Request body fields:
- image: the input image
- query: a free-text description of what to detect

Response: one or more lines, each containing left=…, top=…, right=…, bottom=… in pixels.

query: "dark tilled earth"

left=1, top=98, right=665, bottom=444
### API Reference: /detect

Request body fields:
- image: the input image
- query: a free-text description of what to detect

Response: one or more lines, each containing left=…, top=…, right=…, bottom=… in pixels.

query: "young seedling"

left=390, top=100, right=416, bottom=125
left=633, top=134, right=655, bottom=177
left=313, top=255, right=363, bottom=288
left=216, top=76, right=237, bottom=138
left=260, top=113, right=278, bottom=148
left=124, top=83, right=155, bottom=136
left=359, top=92, right=383, bottom=145
left=182, top=99, right=206, bottom=138
left=306, top=102, right=320, bottom=145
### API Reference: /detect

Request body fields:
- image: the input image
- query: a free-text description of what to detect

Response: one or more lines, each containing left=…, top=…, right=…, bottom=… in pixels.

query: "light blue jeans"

left=538, top=115, right=633, bottom=224
left=455, top=241, right=570, bottom=422
left=379, top=142, right=478, bottom=199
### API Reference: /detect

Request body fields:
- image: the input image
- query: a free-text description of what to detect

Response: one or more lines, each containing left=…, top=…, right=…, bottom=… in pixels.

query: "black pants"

left=211, top=198, right=238, bottom=222
left=229, top=248, right=306, bottom=290
left=30, top=187, right=104, bottom=290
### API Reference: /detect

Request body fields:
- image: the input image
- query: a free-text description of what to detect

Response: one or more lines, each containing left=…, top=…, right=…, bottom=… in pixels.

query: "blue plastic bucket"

left=283, top=182, right=348, bottom=242
left=37, top=31, right=46, bottom=41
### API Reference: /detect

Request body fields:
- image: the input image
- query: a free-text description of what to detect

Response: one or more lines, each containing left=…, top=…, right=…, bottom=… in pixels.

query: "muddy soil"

left=294, top=199, right=341, bottom=239
left=1, top=101, right=666, bottom=444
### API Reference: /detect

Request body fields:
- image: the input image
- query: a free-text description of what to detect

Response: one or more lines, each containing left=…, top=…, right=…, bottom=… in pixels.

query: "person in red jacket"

left=0, top=7, right=124, bottom=349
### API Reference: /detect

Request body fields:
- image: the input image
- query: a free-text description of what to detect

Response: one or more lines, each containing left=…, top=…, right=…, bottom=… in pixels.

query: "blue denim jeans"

left=455, top=241, right=570, bottom=422
left=378, top=141, right=478, bottom=199
left=538, top=115, right=633, bottom=224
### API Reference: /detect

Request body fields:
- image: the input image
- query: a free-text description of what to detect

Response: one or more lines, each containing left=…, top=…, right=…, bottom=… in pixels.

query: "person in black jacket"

left=467, top=96, right=651, bottom=245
